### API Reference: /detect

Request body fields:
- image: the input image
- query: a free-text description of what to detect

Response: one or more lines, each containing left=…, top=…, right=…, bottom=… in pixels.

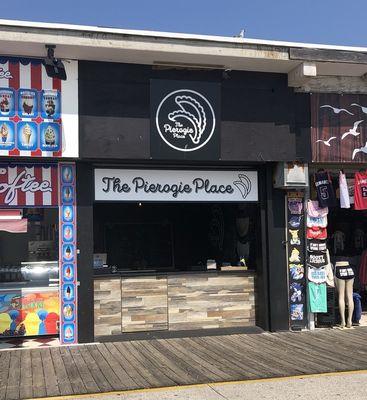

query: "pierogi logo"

left=155, top=89, right=216, bottom=152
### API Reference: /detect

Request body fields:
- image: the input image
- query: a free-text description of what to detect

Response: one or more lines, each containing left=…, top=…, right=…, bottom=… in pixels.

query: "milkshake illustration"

left=0, top=89, right=12, bottom=116
left=44, top=125, right=56, bottom=145
left=22, top=123, right=32, bottom=145
left=0, top=123, right=8, bottom=143
left=20, top=91, right=35, bottom=115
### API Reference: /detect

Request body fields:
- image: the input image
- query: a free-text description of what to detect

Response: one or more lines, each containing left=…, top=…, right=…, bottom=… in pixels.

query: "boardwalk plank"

left=79, top=346, right=112, bottom=392
left=59, top=346, right=87, bottom=395
left=152, top=339, right=213, bottom=383
left=114, top=341, right=162, bottom=387
left=5, top=350, right=20, bottom=400
left=104, top=342, right=150, bottom=388
left=69, top=346, right=100, bottom=394
left=244, top=333, right=330, bottom=373
left=191, top=337, right=260, bottom=379
left=0, top=352, right=10, bottom=400
left=41, top=348, right=60, bottom=397
left=163, top=338, right=229, bottom=381
left=126, top=341, right=176, bottom=387
left=87, top=344, right=126, bottom=391
left=19, top=350, right=33, bottom=400
left=30, top=349, right=46, bottom=399
left=96, top=344, right=138, bottom=389
left=134, top=340, right=192, bottom=385
left=181, top=337, right=243, bottom=380
left=275, top=332, right=355, bottom=370
left=49, top=347, right=73, bottom=396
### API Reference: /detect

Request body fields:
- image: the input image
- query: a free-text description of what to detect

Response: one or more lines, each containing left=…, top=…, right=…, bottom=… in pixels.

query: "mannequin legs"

left=345, top=279, right=354, bottom=328
left=335, top=278, right=346, bottom=327
left=335, top=277, right=354, bottom=328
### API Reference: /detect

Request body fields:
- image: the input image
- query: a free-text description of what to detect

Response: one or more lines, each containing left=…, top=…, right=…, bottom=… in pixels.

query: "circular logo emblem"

left=156, top=89, right=216, bottom=152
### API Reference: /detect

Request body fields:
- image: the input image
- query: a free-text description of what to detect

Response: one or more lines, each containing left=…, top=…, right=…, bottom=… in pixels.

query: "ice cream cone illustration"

left=0, top=123, right=8, bottom=143
left=22, top=124, right=32, bottom=145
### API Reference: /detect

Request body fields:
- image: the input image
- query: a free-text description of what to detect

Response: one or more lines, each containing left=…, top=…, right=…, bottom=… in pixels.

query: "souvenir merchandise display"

left=354, top=171, right=367, bottom=210
left=286, top=192, right=307, bottom=328
left=309, top=168, right=367, bottom=328
left=314, top=170, right=337, bottom=208
left=306, top=198, right=334, bottom=326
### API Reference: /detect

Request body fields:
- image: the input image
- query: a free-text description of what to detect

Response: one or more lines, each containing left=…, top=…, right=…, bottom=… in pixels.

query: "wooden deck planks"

left=0, top=327, right=367, bottom=399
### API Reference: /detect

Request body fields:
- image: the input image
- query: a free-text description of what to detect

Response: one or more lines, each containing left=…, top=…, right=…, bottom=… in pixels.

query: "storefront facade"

left=303, top=92, right=367, bottom=329
left=75, top=60, right=311, bottom=341
left=0, top=56, right=79, bottom=344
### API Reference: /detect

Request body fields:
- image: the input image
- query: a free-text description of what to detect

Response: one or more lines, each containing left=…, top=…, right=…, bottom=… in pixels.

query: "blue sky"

left=2, top=0, right=367, bottom=46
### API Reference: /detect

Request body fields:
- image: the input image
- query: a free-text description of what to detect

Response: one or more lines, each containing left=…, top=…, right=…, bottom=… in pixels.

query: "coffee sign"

left=94, top=169, right=258, bottom=202
left=0, top=164, right=58, bottom=206
left=151, top=80, right=221, bottom=160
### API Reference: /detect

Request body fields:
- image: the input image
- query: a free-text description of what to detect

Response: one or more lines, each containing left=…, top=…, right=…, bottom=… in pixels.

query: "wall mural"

left=311, top=93, right=367, bottom=162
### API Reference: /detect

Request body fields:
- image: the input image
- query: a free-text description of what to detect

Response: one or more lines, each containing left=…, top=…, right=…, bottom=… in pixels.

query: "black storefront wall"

left=78, top=61, right=311, bottom=162
left=76, top=61, right=311, bottom=340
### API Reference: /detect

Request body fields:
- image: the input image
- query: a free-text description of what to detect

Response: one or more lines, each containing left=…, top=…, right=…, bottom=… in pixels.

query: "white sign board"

left=94, top=169, right=258, bottom=202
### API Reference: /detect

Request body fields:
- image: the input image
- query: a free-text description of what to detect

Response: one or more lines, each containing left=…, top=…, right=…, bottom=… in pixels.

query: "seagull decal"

left=341, top=120, right=364, bottom=140
left=320, top=105, right=354, bottom=115
left=168, top=95, right=207, bottom=144
left=352, top=142, right=367, bottom=160
left=316, top=137, right=337, bottom=146
left=351, top=103, right=367, bottom=114
left=233, top=174, right=252, bottom=199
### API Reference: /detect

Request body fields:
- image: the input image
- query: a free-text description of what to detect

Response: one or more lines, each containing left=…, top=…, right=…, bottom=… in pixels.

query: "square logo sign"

left=150, top=79, right=221, bottom=161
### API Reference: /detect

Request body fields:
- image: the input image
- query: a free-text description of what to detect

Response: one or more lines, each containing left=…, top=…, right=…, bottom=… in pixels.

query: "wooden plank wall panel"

left=121, top=276, right=168, bottom=332
left=94, top=278, right=122, bottom=336
left=168, top=272, right=256, bottom=331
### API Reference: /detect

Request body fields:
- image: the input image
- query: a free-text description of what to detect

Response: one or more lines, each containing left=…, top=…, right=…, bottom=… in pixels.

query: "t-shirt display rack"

left=307, top=166, right=367, bottom=328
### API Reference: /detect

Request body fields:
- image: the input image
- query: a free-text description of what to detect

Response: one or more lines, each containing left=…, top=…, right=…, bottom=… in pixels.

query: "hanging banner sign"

left=95, top=169, right=258, bottom=202
left=0, top=164, right=58, bottom=206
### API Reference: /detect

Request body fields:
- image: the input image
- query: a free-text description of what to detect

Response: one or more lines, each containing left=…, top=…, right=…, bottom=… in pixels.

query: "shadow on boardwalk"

left=1, top=327, right=367, bottom=400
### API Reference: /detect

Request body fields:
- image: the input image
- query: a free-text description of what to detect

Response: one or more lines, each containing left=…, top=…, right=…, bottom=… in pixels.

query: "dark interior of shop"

left=93, top=202, right=261, bottom=272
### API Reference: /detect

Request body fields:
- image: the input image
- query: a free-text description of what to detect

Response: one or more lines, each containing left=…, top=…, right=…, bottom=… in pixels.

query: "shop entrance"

left=93, top=201, right=262, bottom=335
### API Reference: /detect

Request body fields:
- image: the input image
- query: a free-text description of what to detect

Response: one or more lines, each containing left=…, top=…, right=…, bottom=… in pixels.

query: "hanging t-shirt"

left=308, top=266, right=327, bottom=283
left=307, top=252, right=328, bottom=268
left=314, top=171, right=337, bottom=208
left=339, top=171, right=351, bottom=209
left=307, top=239, right=327, bottom=253
left=308, top=282, right=327, bottom=313
left=354, top=171, right=367, bottom=210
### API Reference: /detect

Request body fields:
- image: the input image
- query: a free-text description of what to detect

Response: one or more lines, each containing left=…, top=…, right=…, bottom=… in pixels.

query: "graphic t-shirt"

left=308, top=282, right=327, bottom=313
left=314, top=171, right=336, bottom=208
left=354, top=171, right=367, bottom=210
left=339, top=171, right=351, bottom=209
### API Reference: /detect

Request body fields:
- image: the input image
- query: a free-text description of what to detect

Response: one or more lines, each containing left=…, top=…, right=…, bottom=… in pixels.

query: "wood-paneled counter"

left=94, top=271, right=256, bottom=336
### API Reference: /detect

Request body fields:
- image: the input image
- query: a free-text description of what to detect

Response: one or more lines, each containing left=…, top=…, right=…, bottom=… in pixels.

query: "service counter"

left=94, top=270, right=256, bottom=336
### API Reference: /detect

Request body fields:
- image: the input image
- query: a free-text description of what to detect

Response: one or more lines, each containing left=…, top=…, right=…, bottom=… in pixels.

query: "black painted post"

left=76, top=162, right=95, bottom=343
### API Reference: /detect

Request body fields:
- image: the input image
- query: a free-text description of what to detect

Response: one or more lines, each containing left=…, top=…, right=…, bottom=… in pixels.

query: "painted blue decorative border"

left=59, top=163, right=78, bottom=344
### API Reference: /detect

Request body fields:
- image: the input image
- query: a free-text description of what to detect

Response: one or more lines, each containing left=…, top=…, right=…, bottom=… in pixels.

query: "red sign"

left=0, top=164, right=58, bottom=206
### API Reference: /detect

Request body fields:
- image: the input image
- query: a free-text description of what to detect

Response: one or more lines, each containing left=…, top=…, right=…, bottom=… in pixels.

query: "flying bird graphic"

left=316, top=137, right=337, bottom=146
left=320, top=105, right=354, bottom=115
left=233, top=174, right=252, bottom=199
left=352, top=142, right=367, bottom=160
left=341, top=120, right=364, bottom=140
left=351, top=103, right=367, bottom=114
left=168, top=95, right=207, bottom=144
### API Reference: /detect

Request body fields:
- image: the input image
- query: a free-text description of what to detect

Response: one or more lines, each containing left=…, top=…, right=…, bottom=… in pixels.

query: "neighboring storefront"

left=303, top=93, right=367, bottom=329
left=0, top=56, right=79, bottom=344
left=76, top=61, right=311, bottom=341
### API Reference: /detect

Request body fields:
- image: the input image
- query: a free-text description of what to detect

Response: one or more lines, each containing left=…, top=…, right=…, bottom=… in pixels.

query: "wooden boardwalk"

left=1, top=327, right=367, bottom=400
